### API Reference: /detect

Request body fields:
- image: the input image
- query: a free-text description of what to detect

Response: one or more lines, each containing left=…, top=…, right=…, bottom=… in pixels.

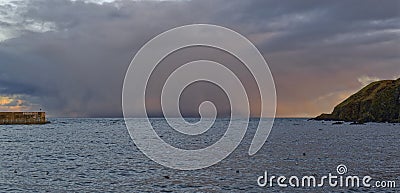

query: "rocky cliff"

left=314, top=78, right=400, bottom=123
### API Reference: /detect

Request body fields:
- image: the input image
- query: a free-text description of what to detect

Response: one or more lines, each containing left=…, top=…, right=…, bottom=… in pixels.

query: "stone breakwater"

left=0, top=112, right=48, bottom=125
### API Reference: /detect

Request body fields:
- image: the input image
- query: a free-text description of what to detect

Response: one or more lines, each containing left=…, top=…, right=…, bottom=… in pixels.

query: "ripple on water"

left=0, top=118, right=398, bottom=192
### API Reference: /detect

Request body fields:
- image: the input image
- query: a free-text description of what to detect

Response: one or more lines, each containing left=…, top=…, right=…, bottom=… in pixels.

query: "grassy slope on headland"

left=314, top=78, right=400, bottom=123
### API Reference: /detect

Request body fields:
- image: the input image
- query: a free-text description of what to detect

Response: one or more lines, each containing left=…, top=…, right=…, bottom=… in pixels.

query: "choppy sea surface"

left=0, top=118, right=399, bottom=192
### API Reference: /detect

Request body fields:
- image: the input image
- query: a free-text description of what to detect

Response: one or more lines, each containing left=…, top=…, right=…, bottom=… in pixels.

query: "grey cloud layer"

left=0, top=0, right=399, bottom=117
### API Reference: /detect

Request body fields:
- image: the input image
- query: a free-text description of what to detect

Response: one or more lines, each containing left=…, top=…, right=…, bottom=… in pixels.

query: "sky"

left=0, top=0, right=399, bottom=118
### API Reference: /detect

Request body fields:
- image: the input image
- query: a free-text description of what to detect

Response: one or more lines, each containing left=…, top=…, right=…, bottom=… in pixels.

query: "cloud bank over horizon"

left=0, top=0, right=399, bottom=117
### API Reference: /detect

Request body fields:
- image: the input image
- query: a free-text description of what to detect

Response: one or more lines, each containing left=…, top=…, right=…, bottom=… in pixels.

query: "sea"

left=0, top=118, right=399, bottom=192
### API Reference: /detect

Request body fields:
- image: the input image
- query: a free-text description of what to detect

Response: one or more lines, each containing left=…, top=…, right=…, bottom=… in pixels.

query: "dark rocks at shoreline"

left=332, top=121, right=344, bottom=125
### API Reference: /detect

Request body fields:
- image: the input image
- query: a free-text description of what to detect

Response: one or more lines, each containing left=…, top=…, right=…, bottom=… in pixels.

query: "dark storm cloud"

left=0, top=0, right=399, bottom=117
